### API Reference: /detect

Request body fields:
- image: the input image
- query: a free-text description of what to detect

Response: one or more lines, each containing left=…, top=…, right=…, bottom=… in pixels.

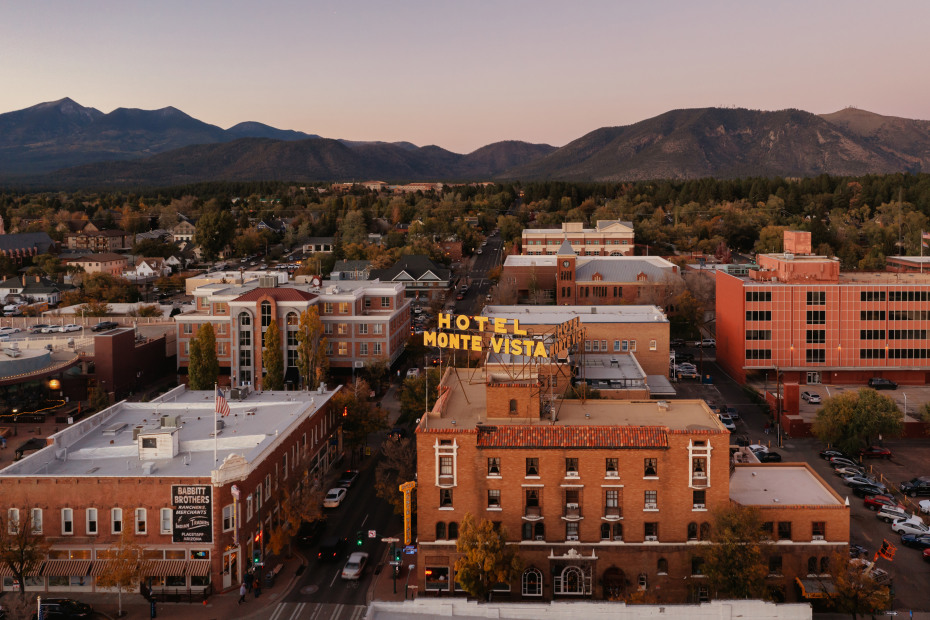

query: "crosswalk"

left=268, top=602, right=368, bottom=620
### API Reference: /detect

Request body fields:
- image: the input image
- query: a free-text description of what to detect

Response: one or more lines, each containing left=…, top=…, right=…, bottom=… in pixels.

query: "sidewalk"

left=367, top=543, right=418, bottom=604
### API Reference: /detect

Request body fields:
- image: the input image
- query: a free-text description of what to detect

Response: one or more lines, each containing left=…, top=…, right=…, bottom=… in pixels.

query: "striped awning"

left=91, top=561, right=117, bottom=576
left=187, top=560, right=211, bottom=576
left=141, top=560, right=187, bottom=577
left=0, top=562, right=41, bottom=577
left=42, top=560, right=91, bottom=577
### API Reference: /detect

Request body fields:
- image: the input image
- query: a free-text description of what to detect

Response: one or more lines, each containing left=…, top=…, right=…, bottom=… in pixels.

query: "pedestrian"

left=245, top=568, right=253, bottom=592
left=238, top=582, right=247, bottom=605
left=253, top=578, right=261, bottom=598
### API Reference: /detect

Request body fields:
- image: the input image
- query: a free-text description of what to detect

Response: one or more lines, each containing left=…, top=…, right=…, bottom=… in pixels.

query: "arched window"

left=687, top=522, right=698, bottom=540
left=600, top=524, right=611, bottom=540
left=533, top=523, right=545, bottom=540
left=657, top=558, right=668, bottom=574
left=807, top=557, right=817, bottom=575
left=559, top=566, right=585, bottom=595
left=261, top=301, right=272, bottom=328
left=820, top=556, right=830, bottom=574
left=448, top=522, right=458, bottom=539
left=700, top=522, right=711, bottom=540
left=239, top=312, right=251, bottom=327
left=286, top=312, right=299, bottom=326
left=612, top=523, right=623, bottom=541
left=522, top=568, right=543, bottom=597
left=509, top=399, right=518, bottom=414
left=436, top=522, right=446, bottom=540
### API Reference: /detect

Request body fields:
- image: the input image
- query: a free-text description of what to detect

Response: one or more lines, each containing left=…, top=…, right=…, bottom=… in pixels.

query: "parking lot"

left=670, top=347, right=930, bottom=611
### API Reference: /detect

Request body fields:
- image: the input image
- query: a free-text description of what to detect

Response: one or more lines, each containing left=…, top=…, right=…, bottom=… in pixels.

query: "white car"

left=920, top=499, right=930, bottom=515
left=61, top=324, right=82, bottom=332
left=834, top=465, right=866, bottom=478
left=877, top=506, right=913, bottom=523
left=323, top=487, right=347, bottom=508
left=341, top=552, right=369, bottom=580
left=891, top=518, right=930, bottom=536
left=801, top=391, right=822, bottom=404
left=718, top=414, right=736, bottom=432
left=0, top=326, right=20, bottom=335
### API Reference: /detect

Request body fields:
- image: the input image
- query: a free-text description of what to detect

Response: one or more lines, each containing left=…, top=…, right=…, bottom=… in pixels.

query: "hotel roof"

left=0, top=385, right=340, bottom=479
left=729, top=464, right=844, bottom=506
left=483, top=305, right=668, bottom=324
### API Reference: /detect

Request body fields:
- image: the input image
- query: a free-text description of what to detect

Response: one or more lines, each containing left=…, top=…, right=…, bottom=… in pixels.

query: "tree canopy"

left=295, top=306, right=327, bottom=390
left=0, top=507, right=50, bottom=604
left=453, top=513, right=523, bottom=601
left=262, top=320, right=284, bottom=390
left=703, top=504, right=770, bottom=600
left=375, top=435, right=416, bottom=515
left=194, top=210, right=236, bottom=260
left=812, top=388, right=903, bottom=456
left=187, top=322, right=219, bottom=390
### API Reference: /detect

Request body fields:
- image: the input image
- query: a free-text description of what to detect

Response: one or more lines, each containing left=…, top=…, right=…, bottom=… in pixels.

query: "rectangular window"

left=806, top=291, right=826, bottom=305
left=358, top=323, right=368, bottom=335
left=777, top=521, right=792, bottom=540
left=565, top=457, right=578, bottom=475
left=745, top=330, right=772, bottom=340
left=31, top=508, right=42, bottom=534
left=860, top=291, right=886, bottom=302
left=860, top=348, right=886, bottom=359
left=630, top=340, right=636, bottom=352
left=692, top=557, right=705, bottom=576
left=382, top=296, right=390, bottom=308
left=360, top=343, right=368, bottom=356
left=183, top=324, right=192, bottom=335
left=135, top=508, right=147, bottom=534
left=487, top=457, right=501, bottom=476
left=160, top=509, right=172, bottom=534
left=859, top=329, right=886, bottom=340
left=374, top=324, right=384, bottom=335
left=762, top=521, right=774, bottom=539
left=606, top=458, right=618, bottom=475
left=644, top=490, right=657, bottom=510
left=526, top=458, right=539, bottom=477
left=693, top=489, right=706, bottom=509
left=621, top=340, right=629, bottom=352
left=7, top=508, right=19, bottom=534
left=806, top=310, right=826, bottom=325
left=338, top=342, right=348, bottom=356
left=61, top=508, right=73, bottom=535
left=644, top=522, right=658, bottom=540
left=768, top=555, right=783, bottom=576
left=861, top=310, right=886, bottom=321
left=439, top=489, right=453, bottom=508
left=112, top=508, right=122, bottom=534
left=323, top=323, right=333, bottom=335
left=745, top=291, right=772, bottom=302
left=487, top=490, right=501, bottom=508
left=745, top=310, right=772, bottom=321
left=439, top=456, right=453, bottom=476
left=324, top=302, right=333, bottom=314
left=566, top=521, right=579, bottom=539
left=222, top=505, right=234, bottom=532
left=890, top=329, right=928, bottom=339
left=649, top=339, right=657, bottom=351
left=806, top=329, right=826, bottom=344
left=339, top=302, right=349, bottom=314
left=812, top=521, right=826, bottom=539
left=745, top=349, right=772, bottom=360
left=373, top=343, right=382, bottom=356
left=806, top=349, right=825, bottom=363
left=644, top=458, right=657, bottom=477
left=86, top=508, right=97, bottom=535
left=239, top=330, right=251, bottom=346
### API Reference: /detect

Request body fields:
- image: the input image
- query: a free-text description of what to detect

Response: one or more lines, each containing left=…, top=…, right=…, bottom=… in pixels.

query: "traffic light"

left=355, top=531, right=364, bottom=547
left=253, top=548, right=262, bottom=565
left=394, top=547, right=402, bottom=563
left=342, top=406, right=348, bottom=418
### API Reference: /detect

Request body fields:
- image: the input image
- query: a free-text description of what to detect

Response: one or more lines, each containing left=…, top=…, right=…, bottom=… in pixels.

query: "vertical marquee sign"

left=172, top=485, right=213, bottom=543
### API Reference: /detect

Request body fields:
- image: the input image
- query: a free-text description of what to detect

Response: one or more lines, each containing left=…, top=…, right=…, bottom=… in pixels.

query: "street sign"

left=404, top=546, right=417, bottom=554
left=381, top=537, right=400, bottom=543
left=368, top=530, right=377, bottom=539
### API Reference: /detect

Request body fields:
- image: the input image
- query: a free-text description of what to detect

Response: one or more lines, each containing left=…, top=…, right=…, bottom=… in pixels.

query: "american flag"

left=923, top=231, right=930, bottom=241
left=215, top=387, right=230, bottom=417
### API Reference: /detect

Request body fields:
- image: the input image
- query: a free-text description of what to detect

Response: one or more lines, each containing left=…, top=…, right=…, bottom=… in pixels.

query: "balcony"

left=603, top=507, right=621, bottom=521
left=691, top=472, right=708, bottom=488
left=523, top=505, right=542, bottom=521
left=562, top=503, right=582, bottom=521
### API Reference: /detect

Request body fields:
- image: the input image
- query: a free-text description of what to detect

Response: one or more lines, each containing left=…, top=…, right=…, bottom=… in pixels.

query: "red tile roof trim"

left=234, top=288, right=317, bottom=302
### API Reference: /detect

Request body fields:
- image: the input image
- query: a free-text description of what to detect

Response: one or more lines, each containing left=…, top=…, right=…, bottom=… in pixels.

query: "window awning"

left=795, top=576, right=837, bottom=599
left=141, top=560, right=188, bottom=577
left=91, top=561, right=117, bottom=576
left=42, top=560, right=91, bottom=577
left=0, top=562, right=42, bottom=577
left=187, top=560, right=211, bottom=576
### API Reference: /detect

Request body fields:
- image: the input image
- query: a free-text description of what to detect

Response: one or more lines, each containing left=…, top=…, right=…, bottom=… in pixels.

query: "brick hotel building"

left=415, top=367, right=848, bottom=603
left=716, top=230, right=930, bottom=385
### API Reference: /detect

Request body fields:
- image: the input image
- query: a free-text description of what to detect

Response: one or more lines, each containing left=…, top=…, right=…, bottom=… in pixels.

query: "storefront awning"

left=142, top=560, right=188, bottom=577
left=91, top=561, right=118, bottom=576
left=42, top=560, right=91, bottom=577
left=796, top=576, right=837, bottom=599
left=0, top=562, right=41, bottom=577
left=187, top=560, right=211, bottom=576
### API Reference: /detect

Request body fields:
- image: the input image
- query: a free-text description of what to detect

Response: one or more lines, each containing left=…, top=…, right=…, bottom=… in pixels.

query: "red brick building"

left=415, top=368, right=847, bottom=603
left=522, top=221, right=635, bottom=256
left=716, top=230, right=930, bottom=385
left=0, top=385, right=343, bottom=596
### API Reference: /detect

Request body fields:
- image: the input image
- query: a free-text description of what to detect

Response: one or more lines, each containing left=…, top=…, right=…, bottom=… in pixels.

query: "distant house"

left=57, top=220, right=100, bottom=234
left=369, top=255, right=451, bottom=301
left=303, top=238, right=335, bottom=254
left=363, top=181, right=388, bottom=191
left=0, top=274, right=72, bottom=305
left=66, top=229, right=131, bottom=252
left=128, top=257, right=171, bottom=279
left=331, top=260, right=372, bottom=281
left=133, top=228, right=171, bottom=243
left=63, top=253, right=129, bottom=277
left=165, top=255, right=186, bottom=271
left=0, top=232, right=56, bottom=264
left=170, top=220, right=197, bottom=243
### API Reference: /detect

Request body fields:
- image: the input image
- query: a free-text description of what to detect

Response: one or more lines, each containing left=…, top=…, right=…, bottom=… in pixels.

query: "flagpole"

left=214, top=383, right=218, bottom=465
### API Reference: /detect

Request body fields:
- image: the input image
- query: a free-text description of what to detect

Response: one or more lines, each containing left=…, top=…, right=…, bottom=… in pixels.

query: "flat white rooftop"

left=0, top=385, right=340, bottom=478
left=483, top=305, right=667, bottom=324
left=729, top=464, right=842, bottom=506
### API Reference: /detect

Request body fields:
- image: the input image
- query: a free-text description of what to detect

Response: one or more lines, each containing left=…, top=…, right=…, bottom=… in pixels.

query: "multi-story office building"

left=176, top=277, right=410, bottom=388
left=415, top=367, right=848, bottom=603
left=522, top=221, right=635, bottom=256
left=0, top=385, right=343, bottom=596
left=716, top=230, right=930, bottom=385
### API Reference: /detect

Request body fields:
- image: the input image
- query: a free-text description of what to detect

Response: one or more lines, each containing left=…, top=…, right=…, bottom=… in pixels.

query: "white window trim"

left=160, top=508, right=173, bottom=534
left=135, top=508, right=147, bottom=534
left=111, top=507, right=123, bottom=534
left=86, top=508, right=98, bottom=535
left=434, top=439, right=458, bottom=488
left=61, top=508, right=74, bottom=536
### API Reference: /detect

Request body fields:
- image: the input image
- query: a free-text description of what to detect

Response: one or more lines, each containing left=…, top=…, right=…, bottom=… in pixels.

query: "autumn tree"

left=454, top=513, right=523, bottom=601
left=332, top=379, right=387, bottom=457
left=375, top=436, right=416, bottom=515
left=187, top=323, right=219, bottom=390
left=79, top=301, right=112, bottom=317
left=0, top=505, right=51, bottom=605
left=95, top=526, right=145, bottom=617
left=262, top=320, right=284, bottom=390
left=295, top=306, right=327, bottom=390
left=194, top=210, right=236, bottom=260
left=266, top=450, right=325, bottom=557
left=812, top=388, right=903, bottom=456
left=398, top=367, right=441, bottom=424
left=703, top=504, right=770, bottom=600
left=363, top=357, right=389, bottom=393
left=828, top=551, right=892, bottom=618
left=90, top=382, right=111, bottom=412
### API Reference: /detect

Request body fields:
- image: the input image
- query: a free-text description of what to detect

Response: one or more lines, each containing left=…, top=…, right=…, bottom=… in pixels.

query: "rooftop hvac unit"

left=160, top=414, right=181, bottom=428
left=216, top=420, right=225, bottom=431
left=142, top=462, right=156, bottom=475
left=132, top=426, right=145, bottom=441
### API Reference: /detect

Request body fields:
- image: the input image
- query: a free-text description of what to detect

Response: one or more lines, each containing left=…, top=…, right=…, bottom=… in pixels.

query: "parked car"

left=877, top=506, right=913, bottom=523
left=700, top=338, right=716, bottom=348
left=317, top=536, right=347, bottom=561
left=834, top=465, right=867, bottom=478
left=830, top=456, right=860, bottom=469
left=676, top=352, right=695, bottom=363
left=864, top=494, right=904, bottom=511
left=868, top=377, right=897, bottom=390
left=755, top=451, right=782, bottom=463
left=295, top=518, right=326, bottom=547
left=670, top=338, right=685, bottom=348
left=718, top=414, right=736, bottom=432
left=853, top=484, right=888, bottom=498
left=901, top=476, right=930, bottom=498
left=337, top=470, right=360, bottom=488
left=91, top=321, right=119, bottom=332
left=60, top=324, right=82, bottom=333
left=924, top=548, right=930, bottom=562
left=0, top=326, right=20, bottom=335
left=31, top=598, right=93, bottom=619
left=820, top=448, right=846, bottom=460
left=843, top=475, right=885, bottom=490
left=860, top=446, right=892, bottom=459
left=920, top=499, right=930, bottom=515
left=323, top=487, right=347, bottom=508
left=900, top=533, right=930, bottom=550
left=801, top=391, right=822, bottom=404
left=39, top=325, right=60, bottom=333
left=29, top=324, right=50, bottom=334
left=340, top=551, right=369, bottom=580
left=406, top=368, right=420, bottom=379
left=891, top=518, right=930, bottom=536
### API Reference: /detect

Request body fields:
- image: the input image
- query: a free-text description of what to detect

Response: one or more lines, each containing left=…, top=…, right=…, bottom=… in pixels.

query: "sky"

left=2, top=0, right=929, bottom=154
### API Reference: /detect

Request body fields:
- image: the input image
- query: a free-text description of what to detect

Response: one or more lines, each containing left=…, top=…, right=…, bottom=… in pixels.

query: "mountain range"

left=1, top=98, right=929, bottom=188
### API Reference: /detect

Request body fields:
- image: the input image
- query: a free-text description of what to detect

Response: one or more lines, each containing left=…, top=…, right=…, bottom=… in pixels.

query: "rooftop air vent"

left=103, top=423, right=128, bottom=436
